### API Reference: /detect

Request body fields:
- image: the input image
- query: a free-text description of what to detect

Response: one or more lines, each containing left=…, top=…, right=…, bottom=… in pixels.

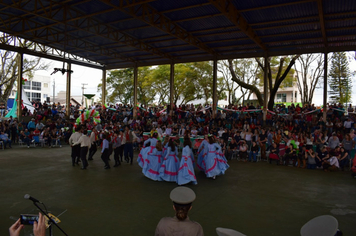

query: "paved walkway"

left=1, top=145, right=356, bottom=236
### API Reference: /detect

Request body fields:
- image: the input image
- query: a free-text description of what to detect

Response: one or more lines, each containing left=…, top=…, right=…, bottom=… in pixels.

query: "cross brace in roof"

left=208, top=0, right=266, bottom=51
left=0, top=0, right=171, bottom=63
left=100, top=0, right=216, bottom=56
left=0, top=13, right=137, bottom=64
left=0, top=33, right=103, bottom=69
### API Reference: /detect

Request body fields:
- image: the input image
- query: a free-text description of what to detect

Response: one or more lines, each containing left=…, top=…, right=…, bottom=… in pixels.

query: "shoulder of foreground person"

left=155, top=217, right=204, bottom=236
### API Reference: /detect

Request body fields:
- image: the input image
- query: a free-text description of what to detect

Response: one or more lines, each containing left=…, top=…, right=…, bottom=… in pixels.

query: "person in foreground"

left=155, top=186, right=203, bottom=236
left=9, top=212, right=46, bottom=236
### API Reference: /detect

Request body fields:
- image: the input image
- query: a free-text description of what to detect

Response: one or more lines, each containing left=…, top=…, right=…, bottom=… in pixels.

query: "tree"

left=218, top=60, right=240, bottom=104
left=225, top=59, right=260, bottom=105
left=294, top=53, right=324, bottom=105
left=136, top=66, right=155, bottom=106
left=173, top=63, right=200, bottom=105
left=98, top=68, right=134, bottom=104
left=191, top=61, right=226, bottom=104
left=149, top=65, right=170, bottom=104
left=228, top=55, right=299, bottom=110
left=328, top=52, right=352, bottom=104
left=0, top=51, right=48, bottom=104
left=98, top=67, right=155, bottom=106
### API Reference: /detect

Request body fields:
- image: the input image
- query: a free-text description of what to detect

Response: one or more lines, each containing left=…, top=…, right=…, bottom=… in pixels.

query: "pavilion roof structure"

left=0, top=0, right=355, bottom=69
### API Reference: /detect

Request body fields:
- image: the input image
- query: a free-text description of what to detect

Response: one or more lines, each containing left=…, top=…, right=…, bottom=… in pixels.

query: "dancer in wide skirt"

left=203, top=136, right=229, bottom=179
left=197, top=135, right=209, bottom=171
left=138, top=132, right=158, bottom=168
left=177, top=138, right=197, bottom=185
left=159, top=139, right=179, bottom=182
left=143, top=140, right=163, bottom=181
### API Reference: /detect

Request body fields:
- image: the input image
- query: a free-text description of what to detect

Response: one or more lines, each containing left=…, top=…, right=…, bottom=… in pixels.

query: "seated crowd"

left=1, top=101, right=356, bottom=174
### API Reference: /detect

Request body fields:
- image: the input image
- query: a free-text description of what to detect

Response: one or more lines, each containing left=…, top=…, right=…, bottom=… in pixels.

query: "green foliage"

left=328, top=52, right=352, bottom=104
left=99, top=61, right=226, bottom=105
left=104, top=68, right=134, bottom=104
left=258, top=56, right=296, bottom=88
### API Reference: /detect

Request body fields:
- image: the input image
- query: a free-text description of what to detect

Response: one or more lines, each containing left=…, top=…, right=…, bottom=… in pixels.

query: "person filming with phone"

left=9, top=212, right=46, bottom=236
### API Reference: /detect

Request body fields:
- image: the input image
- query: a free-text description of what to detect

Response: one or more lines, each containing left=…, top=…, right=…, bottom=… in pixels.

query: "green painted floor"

left=1, top=146, right=356, bottom=236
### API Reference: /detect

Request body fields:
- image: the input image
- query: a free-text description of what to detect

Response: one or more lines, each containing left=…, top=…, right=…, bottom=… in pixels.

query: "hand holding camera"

left=9, top=213, right=46, bottom=236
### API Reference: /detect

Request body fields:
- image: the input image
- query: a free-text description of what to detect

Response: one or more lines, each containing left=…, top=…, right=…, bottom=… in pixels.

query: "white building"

left=252, top=71, right=302, bottom=104
left=9, top=74, right=51, bottom=103
left=51, top=91, right=82, bottom=106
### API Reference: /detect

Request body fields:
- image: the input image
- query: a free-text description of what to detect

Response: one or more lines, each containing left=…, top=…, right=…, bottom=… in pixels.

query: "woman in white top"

left=245, top=128, right=253, bottom=150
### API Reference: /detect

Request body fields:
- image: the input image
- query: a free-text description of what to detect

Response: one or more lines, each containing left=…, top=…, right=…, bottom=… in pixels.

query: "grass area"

left=1, top=145, right=355, bottom=236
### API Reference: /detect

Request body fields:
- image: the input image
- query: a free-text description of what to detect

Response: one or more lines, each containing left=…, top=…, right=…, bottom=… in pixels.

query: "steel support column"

left=133, top=64, right=138, bottom=119
left=66, top=63, right=71, bottom=118
left=263, top=55, right=268, bottom=122
left=17, top=53, right=23, bottom=118
left=170, top=62, right=174, bottom=116
left=323, top=51, right=328, bottom=121
left=102, top=68, right=106, bottom=106
left=212, top=58, right=218, bottom=118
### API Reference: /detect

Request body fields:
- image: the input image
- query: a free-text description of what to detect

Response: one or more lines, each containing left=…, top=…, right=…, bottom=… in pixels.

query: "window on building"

left=276, top=93, right=287, bottom=103
left=23, top=81, right=31, bottom=90
left=31, top=92, right=41, bottom=101
left=43, top=83, right=48, bottom=88
left=295, top=91, right=297, bottom=100
left=32, top=81, right=41, bottom=91
left=25, top=92, right=31, bottom=99
left=43, top=94, right=48, bottom=99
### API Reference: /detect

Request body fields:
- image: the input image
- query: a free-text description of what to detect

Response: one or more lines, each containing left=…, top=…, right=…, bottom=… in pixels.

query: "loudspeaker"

left=46, top=97, right=50, bottom=102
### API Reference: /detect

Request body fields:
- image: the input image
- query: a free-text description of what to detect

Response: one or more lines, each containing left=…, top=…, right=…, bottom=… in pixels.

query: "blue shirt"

left=27, top=121, right=36, bottom=129
left=101, top=139, right=109, bottom=153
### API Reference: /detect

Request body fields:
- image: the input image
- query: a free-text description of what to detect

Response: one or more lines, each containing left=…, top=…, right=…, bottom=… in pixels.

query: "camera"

left=20, top=214, right=39, bottom=225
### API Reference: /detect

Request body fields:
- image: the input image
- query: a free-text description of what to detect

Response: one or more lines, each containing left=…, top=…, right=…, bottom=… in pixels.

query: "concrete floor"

left=1, top=145, right=356, bottom=236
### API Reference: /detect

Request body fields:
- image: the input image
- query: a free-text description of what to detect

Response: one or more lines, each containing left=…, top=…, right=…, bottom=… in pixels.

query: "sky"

left=32, top=52, right=356, bottom=106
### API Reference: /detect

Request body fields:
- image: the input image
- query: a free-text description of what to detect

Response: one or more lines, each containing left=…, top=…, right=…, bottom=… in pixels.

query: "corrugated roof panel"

left=329, top=41, right=356, bottom=48
left=327, top=29, right=356, bottom=37
left=328, top=35, right=356, bottom=42
left=95, top=10, right=131, bottom=23
left=162, top=4, right=220, bottom=22
left=143, top=36, right=176, bottom=43
left=149, top=39, right=189, bottom=48
left=325, top=13, right=356, bottom=21
left=207, top=39, right=255, bottom=48
left=233, top=0, right=294, bottom=12
left=241, top=1, right=318, bottom=24
left=267, top=38, right=323, bottom=47
left=124, top=26, right=166, bottom=40
left=148, top=0, right=207, bottom=13
left=74, top=0, right=112, bottom=15
left=326, top=19, right=356, bottom=29
left=111, top=19, right=149, bottom=32
left=171, top=50, right=208, bottom=57
left=216, top=44, right=259, bottom=53
left=161, top=46, right=200, bottom=54
left=257, top=23, right=320, bottom=37
left=194, top=27, right=244, bottom=37
left=198, top=32, right=247, bottom=43
left=323, top=0, right=356, bottom=15
left=177, top=15, right=235, bottom=32
left=252, top=18, right=319, bottom=31
left=262, top=31, right=322, bottom=43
